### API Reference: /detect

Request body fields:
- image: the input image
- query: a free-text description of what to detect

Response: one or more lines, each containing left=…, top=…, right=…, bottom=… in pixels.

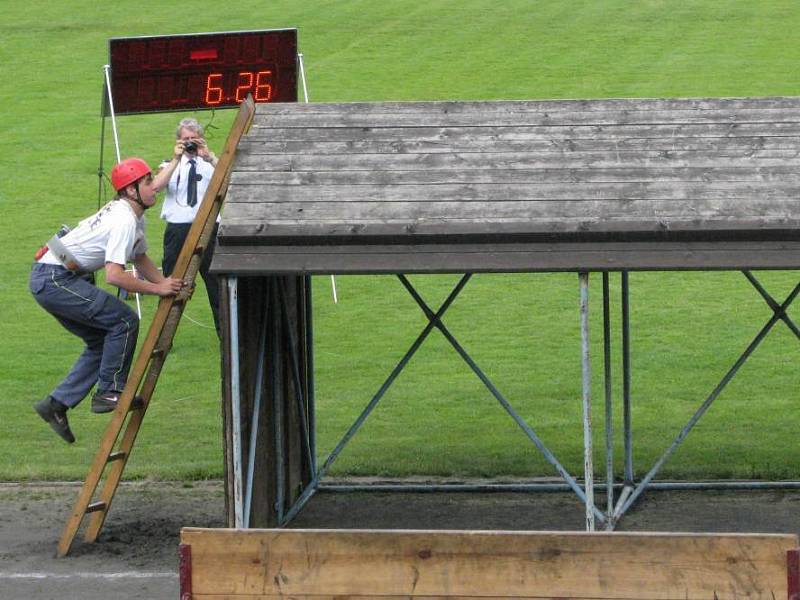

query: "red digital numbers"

left=205, top=70, right=273, bottom=106
left=205, top=73, right=224, bottom=105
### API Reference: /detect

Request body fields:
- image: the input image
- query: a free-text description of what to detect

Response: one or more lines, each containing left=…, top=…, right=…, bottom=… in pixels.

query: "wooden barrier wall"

left=179, top=528, right=800, bottom=599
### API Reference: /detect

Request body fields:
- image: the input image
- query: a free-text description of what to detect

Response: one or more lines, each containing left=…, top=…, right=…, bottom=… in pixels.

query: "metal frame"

left=227, top=269, right=799, bottom=530
left=607, top=270, right=800, bottom=527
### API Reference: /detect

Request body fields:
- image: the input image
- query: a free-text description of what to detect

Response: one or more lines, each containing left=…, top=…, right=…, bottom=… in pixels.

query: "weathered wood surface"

left=211, top=241, right=800, bottom=274
left=219, top=276, right=313, bottom=528
left=214, top=98, right=800, bottom=273
left=180, top=528, right=799, bottom=599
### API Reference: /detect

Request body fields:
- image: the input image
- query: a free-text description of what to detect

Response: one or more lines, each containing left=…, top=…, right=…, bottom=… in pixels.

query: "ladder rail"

left=57, top=96, right=256, bottom=557
left=83, top=192, right=227, bottom=543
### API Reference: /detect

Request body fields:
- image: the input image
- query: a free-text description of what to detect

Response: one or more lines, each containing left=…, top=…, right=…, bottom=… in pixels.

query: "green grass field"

left=1, top=0, right=798, bottom=482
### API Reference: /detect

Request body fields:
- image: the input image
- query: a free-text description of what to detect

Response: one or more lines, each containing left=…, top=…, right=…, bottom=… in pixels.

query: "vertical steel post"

left=278, top=280, right=314, bottom=472
left=579, top=272, right=595, bottom=531
left=243, top=298, right=269, bottom=528
left=272, top=281, right=285, bottom=524
left=621, top=271, right=633, bottom=484
left=227, top=277, right=243, bottom=528
left=304, top=276, right=316, bottom=472
left=602, top=272, right=614, bottom=524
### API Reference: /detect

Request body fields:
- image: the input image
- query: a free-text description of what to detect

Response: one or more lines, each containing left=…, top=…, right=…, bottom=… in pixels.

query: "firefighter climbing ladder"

left=56, top=97, right=256, bottom=558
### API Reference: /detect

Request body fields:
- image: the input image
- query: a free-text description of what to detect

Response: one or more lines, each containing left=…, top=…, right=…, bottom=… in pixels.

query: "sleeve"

left=133, top=230, right=148, bottom=257
left=104, top=218, right=137, bottom=266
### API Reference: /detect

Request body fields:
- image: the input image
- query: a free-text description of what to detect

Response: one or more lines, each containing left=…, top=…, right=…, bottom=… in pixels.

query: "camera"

left=183, top=141, right=198, bottom=153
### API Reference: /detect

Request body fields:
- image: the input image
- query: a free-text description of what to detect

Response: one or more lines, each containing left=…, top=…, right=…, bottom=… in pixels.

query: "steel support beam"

left=612, top=275, right=800, bottom=523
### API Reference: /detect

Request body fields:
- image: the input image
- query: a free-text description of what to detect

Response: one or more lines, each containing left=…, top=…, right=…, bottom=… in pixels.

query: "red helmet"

left=111, top=157, right=152, bottom=192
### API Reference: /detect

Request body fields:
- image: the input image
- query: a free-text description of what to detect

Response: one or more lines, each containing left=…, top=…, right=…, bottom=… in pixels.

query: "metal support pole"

left=103, top=64, right=144, bottom=316
left=579, top=272, right=595, bottom=531
left=616, top=281, right=800, bottom=519
left=298, top=52, right=337, bottom=304
left=277, top=279, right=314, bottom=473
left=97, top=92, right=107, bottom=210
left=602, top=272, right=614, bottom=524
left=227, top=277, right=244, bottom=528
left=272, top=282, right=285, bottom=524
left=319, top=479, right=800, bottom=493
left=305, top=276, right=316, bottom=472
left=621, top=271, right=633, bottom=484
left=298, top=52, right=310, bottom=104
left=243, top=298, right=269, bottom=528
left=102, top=65, right=121, bottom=163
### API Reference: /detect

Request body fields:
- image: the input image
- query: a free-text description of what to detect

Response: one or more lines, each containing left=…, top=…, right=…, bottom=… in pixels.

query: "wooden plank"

left=246, top=121, right=800, bottom=141
left=237, top=139, right=800, bottom=160
left=253, top=97, right=800, bottom=117
left=224, top=181, right=800, bottom=204
left=236, top=145, right=800, bottom=174
left=192, top=593, right=648, bottom=600
left=180, top=528, right=798, bottom=599
left=221, top=199, right=800, bottom=225
left=251, top=108, right=800, bottom=127
left=217, top=221, right=800, bottom=244
left=210, top=241, right=800, bottom=274
left=226, top=166, right=800, bottom=185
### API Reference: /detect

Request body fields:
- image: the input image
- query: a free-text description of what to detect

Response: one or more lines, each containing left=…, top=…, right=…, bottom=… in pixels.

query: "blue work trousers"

left=29, top=263, right=140, bottom=408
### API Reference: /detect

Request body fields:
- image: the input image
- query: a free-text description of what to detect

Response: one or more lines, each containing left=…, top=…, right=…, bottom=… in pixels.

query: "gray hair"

left=176, top=118, right=203, bottom=137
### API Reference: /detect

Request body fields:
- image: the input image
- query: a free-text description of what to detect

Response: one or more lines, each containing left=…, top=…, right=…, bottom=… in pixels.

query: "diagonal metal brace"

left=612, top=279, right=800, bottom=524
left=742, top=271, right=800, bottom=340
left=398, top=275, right=605, bottom=524
left=281, top=274, right=473, bottom=524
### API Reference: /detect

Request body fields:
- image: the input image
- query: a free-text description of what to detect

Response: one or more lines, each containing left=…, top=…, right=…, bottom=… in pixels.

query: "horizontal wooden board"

left=220, top=199, right=799, bottom=224
left=254, top=97, right=800, bottom=117
left=226, top=166, right=800, bottom=185
left=186, top=593, right=656, bottom=600
left=247, top=122, right=800, bottom=141
left=209, top=241, right=800, bottom=274
left=225, top=180, right=800, bottom=202
left=181, top=528, right=798, bottom=599
left=233, top=147, right=800, bottom=167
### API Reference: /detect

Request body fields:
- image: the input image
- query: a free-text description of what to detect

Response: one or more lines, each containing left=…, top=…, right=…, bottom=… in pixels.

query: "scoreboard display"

left=108, top=29, right=298, bottom=114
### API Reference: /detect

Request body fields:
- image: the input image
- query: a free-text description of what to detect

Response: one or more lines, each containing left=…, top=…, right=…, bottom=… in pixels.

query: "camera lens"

left=183, top=141, right=198, bottom=153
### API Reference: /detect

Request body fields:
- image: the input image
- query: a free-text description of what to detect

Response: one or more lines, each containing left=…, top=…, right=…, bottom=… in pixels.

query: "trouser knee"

left=111, top=306, right=139, bottom=338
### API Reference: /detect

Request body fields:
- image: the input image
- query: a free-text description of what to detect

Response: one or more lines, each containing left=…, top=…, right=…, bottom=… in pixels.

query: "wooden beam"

left=180, top=528, right=799, bottom=599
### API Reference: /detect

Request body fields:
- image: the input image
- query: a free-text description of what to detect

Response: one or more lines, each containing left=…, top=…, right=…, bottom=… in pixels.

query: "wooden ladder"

left=57, top=97, right=256, bottom=557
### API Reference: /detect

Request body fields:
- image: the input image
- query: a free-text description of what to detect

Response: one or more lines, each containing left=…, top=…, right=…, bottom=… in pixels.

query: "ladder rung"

left=107, top=452, right=126, bottom=462
left=86, top=502, right=107, bottom=514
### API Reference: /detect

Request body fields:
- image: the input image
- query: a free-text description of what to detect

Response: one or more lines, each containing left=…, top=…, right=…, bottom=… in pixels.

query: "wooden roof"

left=212, top=98, right=800, bottom=274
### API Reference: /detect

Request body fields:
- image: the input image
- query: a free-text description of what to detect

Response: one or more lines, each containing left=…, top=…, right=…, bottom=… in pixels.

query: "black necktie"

left=187, top=159, right=197, bottom=207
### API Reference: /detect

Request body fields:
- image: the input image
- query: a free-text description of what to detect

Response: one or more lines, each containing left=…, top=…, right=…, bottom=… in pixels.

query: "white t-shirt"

left=159, top=154, right=215, bottom=224
left=39, top=200, right=147, bottom=272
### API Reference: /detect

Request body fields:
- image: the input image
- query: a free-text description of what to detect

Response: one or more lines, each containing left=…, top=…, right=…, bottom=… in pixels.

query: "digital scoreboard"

left=108, top=29, right=297, bottom=115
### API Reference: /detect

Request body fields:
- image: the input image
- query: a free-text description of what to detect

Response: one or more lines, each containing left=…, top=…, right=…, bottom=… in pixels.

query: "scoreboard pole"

left=102, top=64, right=122, bottom=163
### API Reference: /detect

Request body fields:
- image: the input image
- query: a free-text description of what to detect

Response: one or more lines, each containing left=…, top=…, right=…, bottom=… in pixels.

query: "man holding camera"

left=159, top=117, right=221, bottom=336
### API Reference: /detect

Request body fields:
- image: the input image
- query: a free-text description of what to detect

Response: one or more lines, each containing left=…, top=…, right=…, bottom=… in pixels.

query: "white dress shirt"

left=159, top=154, right=216, bottom=224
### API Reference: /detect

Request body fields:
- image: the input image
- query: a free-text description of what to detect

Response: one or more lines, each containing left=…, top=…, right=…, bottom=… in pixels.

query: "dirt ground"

left=1, top=480, right=799, bottom=599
